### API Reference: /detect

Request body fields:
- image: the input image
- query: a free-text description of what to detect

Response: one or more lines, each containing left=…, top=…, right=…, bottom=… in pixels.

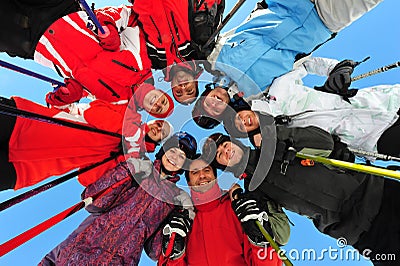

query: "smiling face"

left=188, top=159, right=217, bottom=192
left=234, top=110, right=260, bottom=133
left=146, top=120, right=171, bottom=143
left=216, top=141, right=244, bottom=167
left=162, top=147, right=187, bottom=172
left=171, top=70, right=197, bottom=104
left=143, top=90, right=170, bottom=116
left=202, top=87, right=230, bottom=117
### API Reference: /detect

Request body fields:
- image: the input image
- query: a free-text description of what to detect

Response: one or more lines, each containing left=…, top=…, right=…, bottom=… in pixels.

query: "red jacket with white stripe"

left=34, top=6, right=152, bottom=102
left=9, top=97, right=144, bottom=189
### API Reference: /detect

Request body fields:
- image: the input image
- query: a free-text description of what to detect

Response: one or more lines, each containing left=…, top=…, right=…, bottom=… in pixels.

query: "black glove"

left=232, top=190, right=273, bottom=246
left=162, top=208, right=193, bottom=260
left=329, top=135, right=355, bottom=162
left=315, top=59, right=358, bottom=100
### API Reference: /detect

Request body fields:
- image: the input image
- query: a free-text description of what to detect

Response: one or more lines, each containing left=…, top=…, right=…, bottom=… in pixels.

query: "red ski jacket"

left=9, top=96, right=144, bottom=189
left=158, top=184, right=282, bottom=266
left=34, top=6, right=152, bottom=102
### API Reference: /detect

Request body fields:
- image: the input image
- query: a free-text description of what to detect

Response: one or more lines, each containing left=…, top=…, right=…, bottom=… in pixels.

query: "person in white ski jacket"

left=224, top=57, right=400, bottom=156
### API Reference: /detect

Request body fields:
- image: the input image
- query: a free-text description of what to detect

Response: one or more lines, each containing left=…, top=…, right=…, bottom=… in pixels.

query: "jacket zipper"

left=150, top=16, right=163, bottom=44
left=98, top=79, right=120, bottom=98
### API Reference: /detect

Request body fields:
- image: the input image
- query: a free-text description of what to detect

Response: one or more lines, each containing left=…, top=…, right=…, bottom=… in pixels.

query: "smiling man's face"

left=188, top=159, right=217, bottom=192
left=234, top=110, right=260, bottom=133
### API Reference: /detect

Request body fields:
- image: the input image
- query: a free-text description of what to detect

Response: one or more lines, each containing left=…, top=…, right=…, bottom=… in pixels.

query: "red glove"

left=46, top=79, right=84, bottom=106
left=98, top=25, right=121, bottom=51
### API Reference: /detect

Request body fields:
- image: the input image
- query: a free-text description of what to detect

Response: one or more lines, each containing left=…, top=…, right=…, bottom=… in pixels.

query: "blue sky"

left=0, top=0, right=399, bottom=265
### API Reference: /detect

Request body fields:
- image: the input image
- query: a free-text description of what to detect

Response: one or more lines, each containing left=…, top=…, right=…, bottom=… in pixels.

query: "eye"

left=192, top=170, right=198, bottom=175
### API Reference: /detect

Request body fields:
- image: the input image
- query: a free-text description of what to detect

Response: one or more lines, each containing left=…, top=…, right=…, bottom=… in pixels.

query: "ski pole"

left=0, top=150, right=122, bottom=213
left=0, top=176, right=131, bottom=256
left=203, top=0, right=247, bottom=49
left=0, top=59, right=65, bottom=87
left=348, top=148, right=400, bottom=163
left=351, top=61, right=400, bottom=81
left=296, top=153, right=400, bottom=180
left=77, top=0, right=105, bottom=34
left=256, top=221, right=293, bottom=266
left=0, top=102, right=122, bottom=139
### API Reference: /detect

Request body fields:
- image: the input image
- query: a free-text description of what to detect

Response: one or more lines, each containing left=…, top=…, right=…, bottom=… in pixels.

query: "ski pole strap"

left=351, top=61, right=400, bottom=81
left=296, top=153, right=400, bottom=180
left=0, top=150, right=123, bottom=213
left=0, top=102, right=122, bottom=139
left=0, top=59, right=65, bottom=87
left=203, top=0, right=246, bottom=49
left=255, top=220, right=293, bottom=266
left=0, top=175, right=131, bottom=257
left=77, top=0, right=105, bottom=34
left=348, top=148, right=400, bottom=162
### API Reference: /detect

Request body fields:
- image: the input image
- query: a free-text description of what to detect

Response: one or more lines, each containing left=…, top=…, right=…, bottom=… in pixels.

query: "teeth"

left=199, top=181, right=210, bottom=185
left=229, top=150, right=235, bottom=159
left=248, top=117, right=251, bottom=126
left=168, top=159, right=176, bottom=166
left=214, top=95, right=222, bottom=102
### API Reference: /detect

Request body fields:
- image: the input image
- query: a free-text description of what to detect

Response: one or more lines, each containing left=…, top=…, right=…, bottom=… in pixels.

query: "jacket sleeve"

left=276, top=126, right=334, bottom=157
left=243, top=236, right=282, bottom=266
left=302, top=57, right=340, bottom=77
left=122, top=101, right=144, bottom=158
left=83, top=100, right=124, bottom=133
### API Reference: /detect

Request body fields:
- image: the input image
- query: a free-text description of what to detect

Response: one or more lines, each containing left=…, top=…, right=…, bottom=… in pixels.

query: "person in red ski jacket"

left=34, top=5, right=159, bottom=105
left=158, top=155, right=288, bottom=266
left=0, top=84, right=173, bottom=191
left=131, top=0, right=224, bottom=104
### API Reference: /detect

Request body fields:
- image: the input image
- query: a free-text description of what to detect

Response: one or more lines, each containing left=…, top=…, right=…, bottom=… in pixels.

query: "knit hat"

left=133, top=83, right=174, bottom=118
left=155, top=131, right=198, bottom=161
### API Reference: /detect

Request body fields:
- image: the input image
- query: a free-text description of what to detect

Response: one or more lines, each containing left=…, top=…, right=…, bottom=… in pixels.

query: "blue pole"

left=78, top=0, right=106, bottom=34
left=0, top=59, right=65, bottom=87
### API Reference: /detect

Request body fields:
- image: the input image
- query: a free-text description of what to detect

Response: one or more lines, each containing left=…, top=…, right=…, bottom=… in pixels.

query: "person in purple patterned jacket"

left=39, top=132, right=197, bottom=265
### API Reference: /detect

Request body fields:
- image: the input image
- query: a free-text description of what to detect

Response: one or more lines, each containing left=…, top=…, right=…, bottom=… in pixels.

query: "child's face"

left=162, top=147, right=186, bottom=172
left=234, top=110, right=260, bottom=133
left=146, top=120, right=171, bottom=142
left=202, top=87, right=230, bottom=117
left=143, top=90, right=170, bottom=116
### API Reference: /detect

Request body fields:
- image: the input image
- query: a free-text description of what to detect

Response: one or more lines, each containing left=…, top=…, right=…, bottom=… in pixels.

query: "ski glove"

left=315, top=59, right=358, bottom=100
left=98, top=25, right=120, bottom=51
left=329, top=135, right=355, bottom=163
left=232, top=189, right=274, bottom=247
left=162, top=208, right=193, bottom=260
left=45, top=78, right=84, bottom=106
left=126, top=158, right=153, bottom=177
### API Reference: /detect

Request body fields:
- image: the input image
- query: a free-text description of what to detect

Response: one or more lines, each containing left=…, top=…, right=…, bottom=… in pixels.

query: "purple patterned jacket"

left=39, top=160, right=182, bottom=265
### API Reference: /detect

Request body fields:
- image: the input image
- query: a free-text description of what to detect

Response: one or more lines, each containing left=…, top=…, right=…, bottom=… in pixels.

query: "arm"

left=302, top=57, right=339, bottom=76
left=276, top=126, right=334, bottom=157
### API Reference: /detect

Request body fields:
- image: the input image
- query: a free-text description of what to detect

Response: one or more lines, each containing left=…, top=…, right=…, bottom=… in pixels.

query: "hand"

left=329, top=136, right=356, bottom=162
left=315, top=59, right=358, bottom=98
left=45, top=79, right=84, bottom=106
left=162, top=209, right=193, bottom=260
left=98, top=25, right=120, bottom=51
left=126, top=158, right=153, bottom=177
left=232, top=191, right=273, bottom=246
